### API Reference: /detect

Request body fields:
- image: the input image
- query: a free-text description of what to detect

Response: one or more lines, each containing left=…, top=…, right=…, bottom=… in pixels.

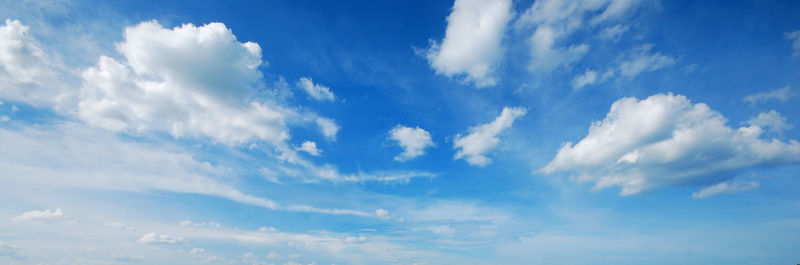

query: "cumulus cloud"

left=518, top=0, right=644, bottom=72
left=746, top=110, right=793, bottom=135
left=426, top=0, right=513, bottom=87
left=316, top=117, right=340, bottom=140
left=618, top=44, right=676, bottom=78
left=137, top=232, right=184, bottom=244
left=12, top=208, right=72, bottom=224
left=787, top=30, right=800, bottom=57
left=743, top=85, right=794, bottom=105
left=296, top=77, right=334, bottom=101
left=297, top=141, right=321, bottom=156
left=0, top=19, right=67, bottom=106
left=454, top=107, right=526, bottom=166
left=78, top=20, right=337, bottom=146
left=692, top=180, right=759, bottom=199
left=389, top=125, right=434, bottom=161
left=543, top=93, right=800, bottom=195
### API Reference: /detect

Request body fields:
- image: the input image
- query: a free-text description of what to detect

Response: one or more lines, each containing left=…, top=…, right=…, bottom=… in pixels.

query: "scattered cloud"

left=543, top=93, right=800, bottom=195
left=389, top=125, right=434, bottom=161
left=426, top=0, right=513, bottom=87
left=454, top=107, right=526, bottom=166
left=0, top=19, right=68, bottom=107
left=316, top=117, right=340, bottom=140
left=179, top=220, right=221, bottom=228
left=745, top=110, right=793, bottom=135
left=137, top=232, right=184, bottom=244
left=0, top=241, right=23, bottom=259
left=572, top=69, right=598, bottom=89
left=692, top=180, right=759, bottom=199
left=296, top=77, right=335, bottom=101
left=743, top=85, right=794, bottom=105
left=12, top=208, right=72, bottom=224
left=113, top=255, right=145, bottom=263
left=787, top=30, right=800, bottom=57
left=297, top=141, right=321, bottom=156
left=618, top=44, right=676, bottom=78
left=517, top=0, right=644, bottom=73
left=598, top=24, right=629, bottom=41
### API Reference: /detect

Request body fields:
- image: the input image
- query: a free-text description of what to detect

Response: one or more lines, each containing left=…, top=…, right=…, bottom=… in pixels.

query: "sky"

left=1, top=0, right=799, bottom=264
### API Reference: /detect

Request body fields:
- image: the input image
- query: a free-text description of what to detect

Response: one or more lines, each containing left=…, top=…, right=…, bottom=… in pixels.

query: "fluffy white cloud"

left=12, top=208, right=72, bottom=224
left=787, top=30, right=800, bottom=57
left=692, top=180, right=759, bottom=199
left=426, top=0, right=512, bottom=87
left=296, top=77, right=334, bottom=101
left=454, top=107, right=526, bottom=166
left=543, top=93, right=800, bottom=195
left=297, top=141, right=321, bottom=156
left=518, top=0, right=643, bottom=72
left=618, top=44, right=676, bottom=78
left=0, top=19, right=66, bottom=106
left=137, top=232, right=184, bottom=244
left=743, top=85, right=794, bottom=105
left=571, top=69, right=598, bottom=89
left=78, top=20, right=337, bottom=146
left=746, top=110, right=793, bottom=135
left=389, top=125, right=434, bottom=161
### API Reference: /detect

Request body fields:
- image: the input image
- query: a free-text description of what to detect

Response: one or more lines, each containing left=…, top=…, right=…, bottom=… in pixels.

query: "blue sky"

left=1, top=0, right=799, bottom=264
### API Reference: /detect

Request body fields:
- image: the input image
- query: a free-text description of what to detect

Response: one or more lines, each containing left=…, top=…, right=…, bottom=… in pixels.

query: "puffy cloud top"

left=454, top=107, right=526, bottom=166
left=389, top=125, right=434, bottom=161
left=543, top=93, right=800, bottom=195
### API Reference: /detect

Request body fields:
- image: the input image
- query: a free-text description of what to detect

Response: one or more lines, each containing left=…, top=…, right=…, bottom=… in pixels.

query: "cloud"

left=746, top=110, right=793, bottom=135
left=692, top=180, right=759, bottom=199
left=389, top=125, right=434, bottom=161
left=618, top=44, right=676, bottom=78
left=12, top=208, right=72, bottom=224
left=375, top=209, right=390, bottom=220
left=543, top=93, right=800, bottom=195
left=137, top=232, right=184, bottom=244
left=316, top=117, right=340, bottom=140
left=77, top=20, right=337, bottom=146
left=454, top=107, right=526, bottom=166
left=598, top=24, right=629, bottom=41
left=113, top=255, right=145, bottom=263
left=426, top=0, right=513, bottom=87
left=571, top=69, right=598, bottom=89
left=787, top=30, right=800, bottom=57
left=297, top=141, right=321, bottom=156
left=296, top=77, right=335, bottom=101
left=179, top=220, right=221, bottom=228
left=743, top=85, right=794, bottom=105
left=0, top=241, right=23, bottom=259
left=0, top=19, right=67, bottom=106
left=517, top=0, right=644, bottom=72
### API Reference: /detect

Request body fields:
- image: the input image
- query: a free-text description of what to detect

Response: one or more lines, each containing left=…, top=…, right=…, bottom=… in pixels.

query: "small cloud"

left=0, top=241, right=23, bottom=260
left=787, top=30, right=800, bottom=57
left=136, top=232, right=184, bottom=244
left=454, top=107, right=526, bottom=166
left=316, top=117, right=340, bottom=140
left=571, top=69, right=598, bottom=89
left=375, top=209, right=391, bottom=220
left=692, top=180, right=759, bottom=199
left=745, top=110, right=793, bottom=135
left=619, top=44, right=676, bottom=79
left=179, top=220, right=221, bottom=228
left=389, top=125, right=434, bottom=161
left=297, top=141, right=321, bottom=156
left=113, top=255, right=145, bottom=263
left=296, top=77, right=335, bottom=101
left=743, top=85, right=794, bottom=105
left=12, top=208, right=72, bottom=224
left=0, top=116, right=8, bottom=122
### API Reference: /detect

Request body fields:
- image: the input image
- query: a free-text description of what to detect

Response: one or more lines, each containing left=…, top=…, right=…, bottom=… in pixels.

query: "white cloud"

left=743, top=85, right=794, bottom=105
left=179, top=220, right=221, bottom=228
left=0, top=241, right=22, bottom=259
left=787, top=30, right=800, bottom=57
left=375, top=209, right=390, bottom=220
left=297, top=141, right=321, bottom=156
left=296, top=77, right=334, bottom=101
left=316, top=117, right=340, bottom=140
left=0, top=19, right=67, bottom=106
left=389, top=125, right=434, bottom=161
left=454, top=107, right=526, bottom=166
left=136, top=232, right=184, bottom=244
left=12, top=208, right=72, bottom=224
left=0, top=115, right=8, bottom=122
left=746, top=110, right=793, bottom=135
left=598, top=24, right=629, bottom=41
left=692, top=180, right=759, bottom=199
left=427, top=225, right=456, bottom=235
left=518, top=0, right=644, bottom=73
left=571, top=69, right=598, bottom=89
left=543, top=93, right=800, bottom=195
left=77, top=20, right=329, bottom=146
left=426, top=0, right=513, bottom=87
left=618, top=44, right=676, bottom=78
